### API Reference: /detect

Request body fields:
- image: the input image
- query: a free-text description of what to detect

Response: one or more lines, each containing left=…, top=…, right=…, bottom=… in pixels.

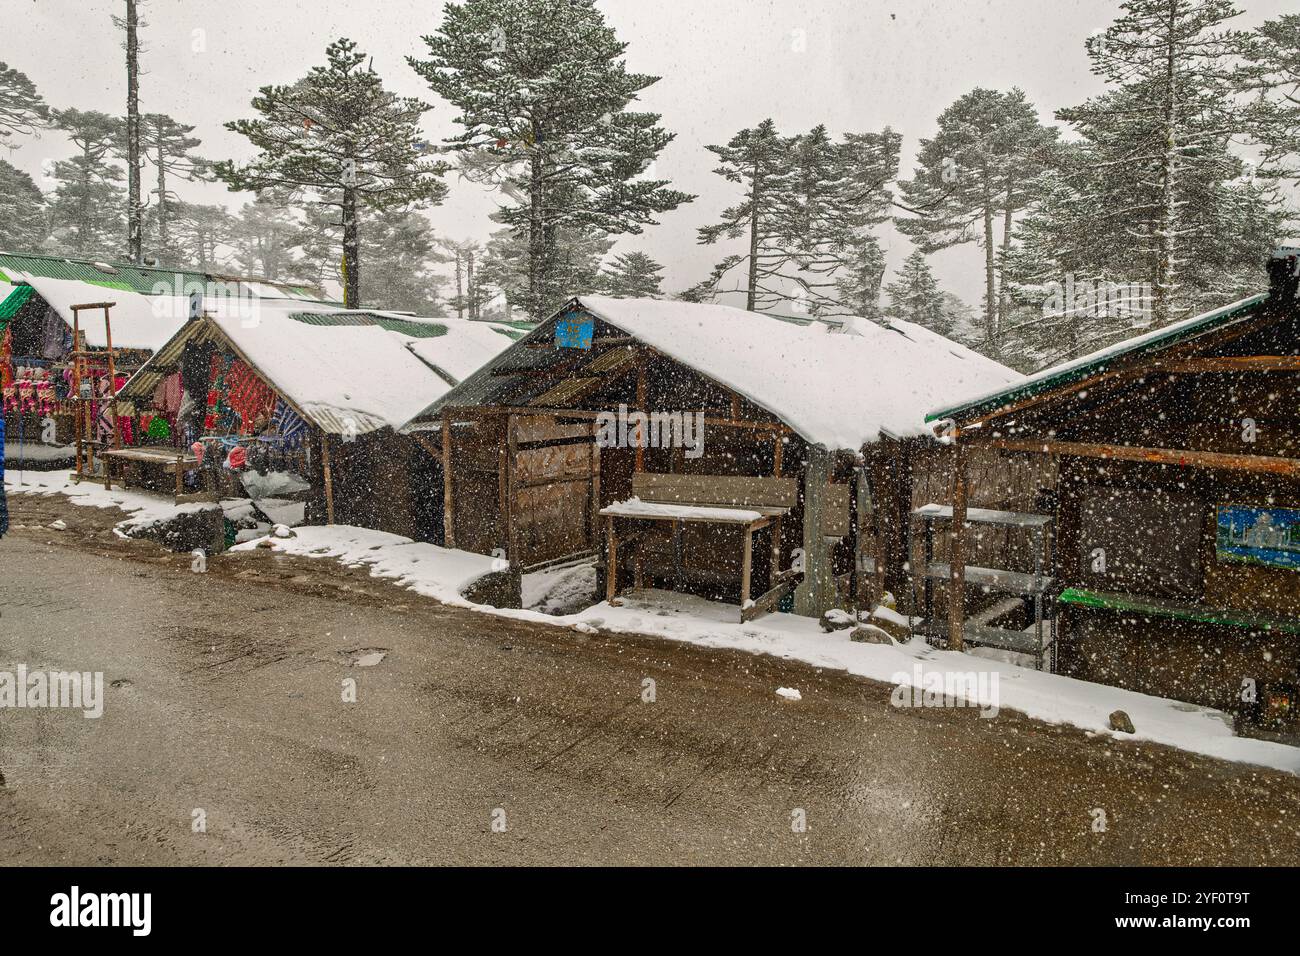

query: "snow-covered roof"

left=927, top=293, right=1268, bottom=425
left=118, top=301, right=516, bottom=436
left=404, top=318, right=520, bottom=385
left=15, top=274, right=190, bottom=351
left=407, top=295, right=1021, bottom=450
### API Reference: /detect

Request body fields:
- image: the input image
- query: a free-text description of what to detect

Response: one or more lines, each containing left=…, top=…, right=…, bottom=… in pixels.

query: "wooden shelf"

left=925, top=562, right=1054, bottom=595
left=913, top=503, right=1053, bottom=529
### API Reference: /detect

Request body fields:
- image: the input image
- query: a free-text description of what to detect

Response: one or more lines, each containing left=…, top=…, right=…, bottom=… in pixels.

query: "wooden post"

left=795, top=444, right=836, bottom=617
left=741, top=523, right=754, bottom=608
left=773, top=432, right=783, bottom=477
left=441, top=409, right=456, bottom=549
left=103, top=305, right=122, bottom=452
left=635, top=354, right=647, bottom=473
left=770, top=515, right=783, bottom=582
left=174, top=453, right=183, bottom=501
left=590, top=439, right=602, bottom=549
left=321, top=433, right=336, bottom=526
left=605, top=515, right=618, bottom=603
left=506, top=414, right=521, bottom=567
left=72, top=311, right=83, bottom=478
left=948, top=433, right=968, bottom=651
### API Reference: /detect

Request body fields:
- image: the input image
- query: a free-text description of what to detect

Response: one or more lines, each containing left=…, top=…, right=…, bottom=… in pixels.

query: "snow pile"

left=4, top=469, right=216, bottom=534
left=230, top=525, right=500, bottom=603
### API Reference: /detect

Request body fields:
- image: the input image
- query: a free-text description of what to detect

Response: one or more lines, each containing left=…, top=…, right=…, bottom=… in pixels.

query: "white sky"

left=5, top=0, right=1295, bottom=308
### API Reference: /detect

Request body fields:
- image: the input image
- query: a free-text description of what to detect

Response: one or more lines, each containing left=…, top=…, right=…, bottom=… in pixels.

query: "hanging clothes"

left=270, top=398, right=308, bottom=451
left=0, top=412, right=7, bottom=540
left=225, top=359, right=276, bottom=435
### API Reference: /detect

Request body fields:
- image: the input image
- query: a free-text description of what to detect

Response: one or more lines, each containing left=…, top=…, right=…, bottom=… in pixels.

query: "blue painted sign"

left=555, top=310, right=593, bottom=349
left=1216, top=505, right=1300, bottom=571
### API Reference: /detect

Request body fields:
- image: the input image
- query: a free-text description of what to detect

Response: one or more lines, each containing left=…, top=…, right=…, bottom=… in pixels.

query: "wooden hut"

left=402, top=295, right=1020, bottom=620
left=926, top=248, right=1300, bottom=725
left=114, top=301, right=516, bottom=540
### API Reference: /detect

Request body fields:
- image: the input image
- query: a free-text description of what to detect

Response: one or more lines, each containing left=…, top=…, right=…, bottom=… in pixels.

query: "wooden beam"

left=741, top=523, right=755, bottom=608
left=506, top=414, right=521, bottom=567
left=947, top=436, right=968, bottom=652
left=635, top=352, right=647, bottom=472
left=1159, top=355, right=1300, bottom=373
left=985, top=437, right=1300, bottom=478
left=441, top=409, right=455, bottom=549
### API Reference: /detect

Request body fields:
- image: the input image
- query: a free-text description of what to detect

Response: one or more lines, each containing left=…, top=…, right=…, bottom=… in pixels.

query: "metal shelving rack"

left=910, top=503, right=1057, bottom=671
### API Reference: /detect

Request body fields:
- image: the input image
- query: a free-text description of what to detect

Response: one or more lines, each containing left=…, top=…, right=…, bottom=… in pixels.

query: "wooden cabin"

left=402, top=295, right=1020, bottom=619
left=927, top=248, right=1300, bottom=726
left=114, top=302, right=516, bottom=541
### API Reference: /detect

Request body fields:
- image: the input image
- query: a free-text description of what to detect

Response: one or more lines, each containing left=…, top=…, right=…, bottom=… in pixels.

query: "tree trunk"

left=125, top=0, right=142, bottom=264
left=746, top=158, right=761, bottom=312
left=467, top=249, right=477, bottom=320
left=156, top=136, right=169, bottom=257
left=981, top=171, right=997, bottom=351
left=1154, top=12, right=1178, bottom=327
left=528, top=150, right=545, bottom=321
left=342, top=187, right=360, bottom=308
left=999, top=180, right=1014, bottom=343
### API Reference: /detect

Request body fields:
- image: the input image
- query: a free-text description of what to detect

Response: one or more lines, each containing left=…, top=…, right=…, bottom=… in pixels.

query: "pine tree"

left=438, top=238, right=486, bottom=318
left=133, top=114, right=210, bottom=261
left=362, top=207, right=448, bottom=314
left=46, top=109, right=126, bottom=257
left=896, top=88, right=1057, bottom=350
left=0, top=61, right=49, bottom=141
left=697, top=120, right=899, bottom=317
left=0, top=159, right=48, bottom=251
left=883, top=249, right=950, bottom=336
left=216, top=38, right=449, bottom=308
left=834, top=234, right=887, bottom=321
left=410, top=0, right=693, bottom=319
left=230, top=193, right=300, bottom=281
left=1239, top=14, right=1300, bottom=184
left=696, top=119, right=790, bottom=311
left=116, top=0, right=145, bottom=263
left=479, top=225, right=611, bottom=317
left=169, top=202, right=234, bottom=272
left=1059, top=0, right=1253, bottom=325
left=602, top=250, right=664, bottom=298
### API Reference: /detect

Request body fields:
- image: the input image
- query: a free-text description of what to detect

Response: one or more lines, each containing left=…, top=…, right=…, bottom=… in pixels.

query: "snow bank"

left=4, top=469, right=216, bottom=535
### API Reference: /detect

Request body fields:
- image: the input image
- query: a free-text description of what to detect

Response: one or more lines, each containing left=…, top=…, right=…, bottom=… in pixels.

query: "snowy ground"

left=9, top=472, right=1300, bottom=776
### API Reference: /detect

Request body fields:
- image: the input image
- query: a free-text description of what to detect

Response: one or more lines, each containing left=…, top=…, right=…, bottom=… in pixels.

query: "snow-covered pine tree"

left=695, top=118, right=792, bottom=311
left=1059, top=0, right=1259, bottom=326
left=0, top=159, right=47, bottom=251
left=776, top=125, right=900, bottom=317
left=361, top=207, right=448, bottom=315
left=1239, top=13, right=1300, bottom=185
left=896, top=88, right=1057, bottom=352
left=129, top=114, right=210, bottom=263
left=410, top=0, right=692, bottom=320
left=0, top=61, right=48, bottom=141
left=169, top=202, right=235, bottom=272
left=46, top=109, right=126, bottom=258
left=479, top=224, right=612, bottom=318
left=602, top=251, right=664, bottom=298
left=696, top=121, right=899, bottom=317
left=883, top=249, right=950, bottom=337
left=834, top=233, right=887, bottom=322
left=230, top=193, right=300, bottom=282
left=216, top=38, right=449, bottom=308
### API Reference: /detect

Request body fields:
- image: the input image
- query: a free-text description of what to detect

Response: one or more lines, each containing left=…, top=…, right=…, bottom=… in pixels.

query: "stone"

left=819, top=608, right=855, bottom=632
left=1109, top=710, right=1135, bottom=734
left=850, top=624, right=895, bottom=645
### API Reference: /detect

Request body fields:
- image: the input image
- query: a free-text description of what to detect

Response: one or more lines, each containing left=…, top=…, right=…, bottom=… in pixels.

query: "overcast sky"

left=5, top=0, right=1295, bottom=308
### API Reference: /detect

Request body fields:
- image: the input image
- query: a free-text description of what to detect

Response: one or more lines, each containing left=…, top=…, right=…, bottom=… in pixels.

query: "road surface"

left=1, top=491, right=1298, bottom=865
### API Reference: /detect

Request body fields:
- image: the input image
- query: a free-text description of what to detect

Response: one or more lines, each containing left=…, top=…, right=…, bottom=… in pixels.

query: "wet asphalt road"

left=1, top=492, right=1299, bottom=865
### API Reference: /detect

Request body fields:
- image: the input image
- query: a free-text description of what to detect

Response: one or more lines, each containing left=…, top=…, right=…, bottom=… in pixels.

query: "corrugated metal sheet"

left=288, top=311, right=449, bottom=338
left=0, top=283, right=34, bottom=321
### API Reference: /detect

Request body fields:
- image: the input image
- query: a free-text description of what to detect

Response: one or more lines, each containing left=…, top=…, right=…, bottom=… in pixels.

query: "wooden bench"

left=600, top=474, right=801, bottom=621
left=101, top=446, right=206, bottom=502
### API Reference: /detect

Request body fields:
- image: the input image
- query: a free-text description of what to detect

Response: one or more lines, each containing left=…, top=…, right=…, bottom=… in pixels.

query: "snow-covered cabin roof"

left=118, top=301, right=515, bottom=436
left=403, top=295, right=1022, bottom=450
left=14, top=274, right=191, bottom=351
left=927, top=293, right=1269, bottom=426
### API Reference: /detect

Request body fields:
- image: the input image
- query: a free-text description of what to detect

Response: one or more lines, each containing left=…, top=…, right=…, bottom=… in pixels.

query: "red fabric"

left=224, top=360, right=276, bottom=435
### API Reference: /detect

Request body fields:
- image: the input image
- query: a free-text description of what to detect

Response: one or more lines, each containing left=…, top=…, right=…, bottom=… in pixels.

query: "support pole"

left=948, top=432, right=968, bottom=651
left=441, top=409, right=456, bottom=549
left=605, top=515, right=618, bottom=603
left=321, top=433, right=336, bottom=525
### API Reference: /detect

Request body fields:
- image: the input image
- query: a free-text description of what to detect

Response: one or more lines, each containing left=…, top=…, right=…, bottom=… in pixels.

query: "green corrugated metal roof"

left=287, top=311, right=450, bottom=338
left=927, top=294, right=1269, bottom=424
left=0, top=283, right=35, bottom=321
